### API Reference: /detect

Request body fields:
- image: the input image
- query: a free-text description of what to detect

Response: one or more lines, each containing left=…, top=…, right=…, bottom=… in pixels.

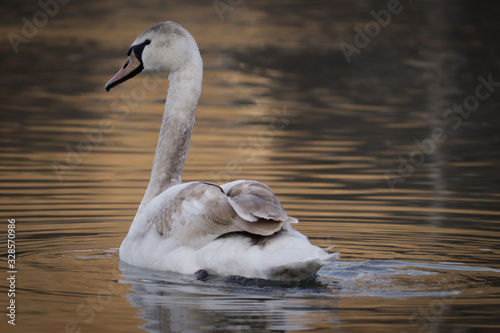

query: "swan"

left=105, top=21, right=337, bottom=282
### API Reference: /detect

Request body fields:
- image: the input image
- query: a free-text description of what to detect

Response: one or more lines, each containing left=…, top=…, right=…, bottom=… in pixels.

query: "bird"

left=105, top=21, right=337, bottom=282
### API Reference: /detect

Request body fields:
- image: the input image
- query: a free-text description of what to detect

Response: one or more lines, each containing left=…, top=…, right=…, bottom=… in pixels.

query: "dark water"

left=1, top=0, right=500, bottom=332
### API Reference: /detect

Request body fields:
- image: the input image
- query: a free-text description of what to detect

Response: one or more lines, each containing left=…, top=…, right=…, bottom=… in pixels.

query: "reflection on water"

left=120, top=261, right=333, bottom=332
left=1, top=0, right=500, bottom=332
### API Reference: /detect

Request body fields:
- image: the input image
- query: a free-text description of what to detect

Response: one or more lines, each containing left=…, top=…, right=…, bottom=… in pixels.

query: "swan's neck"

left=138, top=54, right=203, bottom=213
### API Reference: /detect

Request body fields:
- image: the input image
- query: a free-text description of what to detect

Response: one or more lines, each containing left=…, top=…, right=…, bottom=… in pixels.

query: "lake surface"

left=1, top=0, right=500, bottom=332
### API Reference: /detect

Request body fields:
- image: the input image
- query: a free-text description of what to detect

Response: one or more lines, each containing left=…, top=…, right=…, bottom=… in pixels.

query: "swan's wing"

left=222, top=180, right=298, bottom=223
left=148, top=182, right=235, bottom=246
left=147, top=181, right=296, bottom=246
left=222, top=180, right=298, bottom=234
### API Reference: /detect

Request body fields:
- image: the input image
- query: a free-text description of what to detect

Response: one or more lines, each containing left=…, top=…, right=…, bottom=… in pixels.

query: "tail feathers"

left=266, top=259, right=324, bottom=282
left=323, top=251, right=340, bottom=262
left=266, top=252, right=339, bottom=282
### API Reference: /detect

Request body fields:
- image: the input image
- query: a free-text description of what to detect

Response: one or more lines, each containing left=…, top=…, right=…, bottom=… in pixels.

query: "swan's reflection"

left=119, top=261, right=339, bottom=332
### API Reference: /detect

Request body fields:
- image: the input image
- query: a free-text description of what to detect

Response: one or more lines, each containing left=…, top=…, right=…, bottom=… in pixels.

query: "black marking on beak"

left=105, top=39, right=151, bottom=92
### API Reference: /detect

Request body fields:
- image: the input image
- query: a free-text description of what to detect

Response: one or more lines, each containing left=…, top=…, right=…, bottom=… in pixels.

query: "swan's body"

left=106, top=21, right=337, bottom=281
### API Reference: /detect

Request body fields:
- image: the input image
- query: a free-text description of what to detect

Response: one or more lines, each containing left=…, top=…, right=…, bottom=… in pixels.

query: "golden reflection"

left=2, top=0, right=500, bottom=332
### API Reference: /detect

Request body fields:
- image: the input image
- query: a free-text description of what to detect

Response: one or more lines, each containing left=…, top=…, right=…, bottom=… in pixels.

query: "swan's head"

left=105, top=21, right=200, bottom=92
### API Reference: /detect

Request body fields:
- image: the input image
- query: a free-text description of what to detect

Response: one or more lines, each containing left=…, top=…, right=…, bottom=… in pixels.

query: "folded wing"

left=148, top=180, right=298, bottom=247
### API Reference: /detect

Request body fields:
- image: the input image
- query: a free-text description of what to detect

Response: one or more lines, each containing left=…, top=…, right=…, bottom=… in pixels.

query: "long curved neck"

left=137, top=54, right=203, bottom=214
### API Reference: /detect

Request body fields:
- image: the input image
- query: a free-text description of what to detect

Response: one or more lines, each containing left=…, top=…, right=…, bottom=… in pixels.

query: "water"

left=1, top=0, right=500, bottom=332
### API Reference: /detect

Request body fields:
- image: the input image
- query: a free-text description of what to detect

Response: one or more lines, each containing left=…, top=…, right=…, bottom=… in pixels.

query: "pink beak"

left=105, top=52, right=143, bottom=92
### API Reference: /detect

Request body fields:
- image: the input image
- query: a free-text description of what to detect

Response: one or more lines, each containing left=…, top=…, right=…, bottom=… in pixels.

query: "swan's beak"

left=105, top=52, right=144, bottom=92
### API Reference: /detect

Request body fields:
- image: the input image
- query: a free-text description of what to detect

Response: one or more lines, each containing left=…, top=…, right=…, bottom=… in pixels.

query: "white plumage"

left=106, top=21, right=337, bottom=282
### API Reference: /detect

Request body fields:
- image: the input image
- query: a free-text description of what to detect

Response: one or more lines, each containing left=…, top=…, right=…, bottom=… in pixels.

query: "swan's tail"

left=266, top=252, right=339, bottom=282
left=198, top=230, right=339, bottom=282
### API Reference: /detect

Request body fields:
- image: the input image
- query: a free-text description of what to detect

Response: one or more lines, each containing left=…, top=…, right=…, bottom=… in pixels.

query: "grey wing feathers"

left=150, top=181, right=298, bottom=243
left=223, top=180, right=298, bottom=235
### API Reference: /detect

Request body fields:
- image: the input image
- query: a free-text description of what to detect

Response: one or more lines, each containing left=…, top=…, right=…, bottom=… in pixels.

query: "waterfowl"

left=106, top=21, right=337, bottom=282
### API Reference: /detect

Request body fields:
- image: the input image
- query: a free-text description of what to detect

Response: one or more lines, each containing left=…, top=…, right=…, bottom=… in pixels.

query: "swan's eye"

left=127, top=39, right=151, bottom=57
left=126, top=39, right=153, bottom=63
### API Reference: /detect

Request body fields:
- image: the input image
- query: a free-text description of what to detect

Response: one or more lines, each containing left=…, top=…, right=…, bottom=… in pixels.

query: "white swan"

left=105, top=21, right=337, bottom=282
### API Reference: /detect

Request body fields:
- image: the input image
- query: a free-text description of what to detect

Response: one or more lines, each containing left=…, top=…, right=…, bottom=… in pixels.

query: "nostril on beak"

left=122, top=59, right=130, bottom=69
